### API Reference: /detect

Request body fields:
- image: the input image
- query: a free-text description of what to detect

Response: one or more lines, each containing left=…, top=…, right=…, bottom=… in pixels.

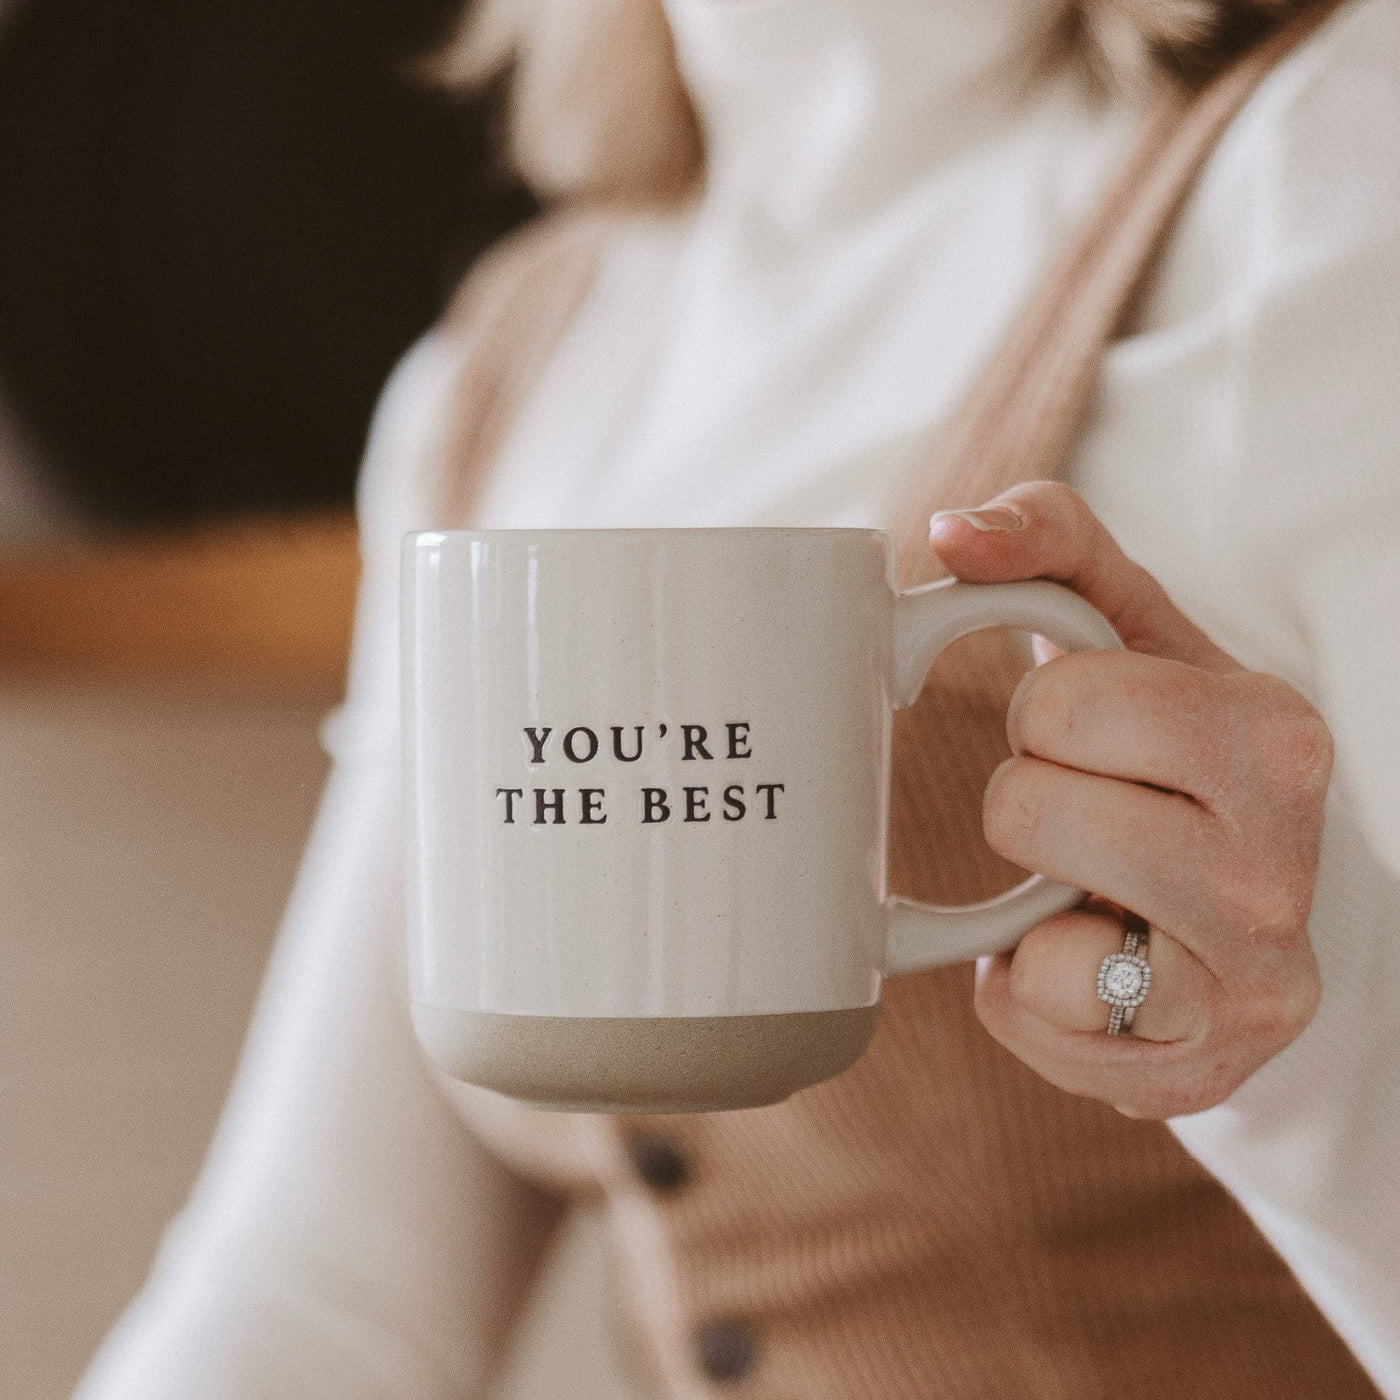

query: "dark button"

left=695, top=1319, right=758, bottom=1384
left=626, top=1130, right=690, bottom=1193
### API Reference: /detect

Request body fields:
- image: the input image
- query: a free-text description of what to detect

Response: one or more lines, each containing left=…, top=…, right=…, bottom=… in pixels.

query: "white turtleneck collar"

left=663, top=0, right=1065, bottom=233
left=475, top=0, right=1138, bottom=535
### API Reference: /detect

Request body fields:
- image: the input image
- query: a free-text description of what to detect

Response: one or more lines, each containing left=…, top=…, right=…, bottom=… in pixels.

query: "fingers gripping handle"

left=884, top=579, right=1123, bottom=975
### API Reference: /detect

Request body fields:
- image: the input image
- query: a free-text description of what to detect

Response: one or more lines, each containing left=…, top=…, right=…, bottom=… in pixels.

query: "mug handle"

left=883, top=577, right=1124, bottom=974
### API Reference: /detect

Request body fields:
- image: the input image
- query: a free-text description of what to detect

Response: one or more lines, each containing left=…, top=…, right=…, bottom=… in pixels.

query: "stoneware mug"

left=402, top=528, right=1121, bottom=1112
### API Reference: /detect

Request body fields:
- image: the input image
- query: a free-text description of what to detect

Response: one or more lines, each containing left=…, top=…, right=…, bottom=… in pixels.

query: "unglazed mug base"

left=411, top=1004, right=881, bottom=1113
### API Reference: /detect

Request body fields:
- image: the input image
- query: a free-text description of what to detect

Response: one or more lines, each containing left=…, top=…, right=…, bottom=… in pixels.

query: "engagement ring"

left=1097, top=916, right=1151, bottom=1036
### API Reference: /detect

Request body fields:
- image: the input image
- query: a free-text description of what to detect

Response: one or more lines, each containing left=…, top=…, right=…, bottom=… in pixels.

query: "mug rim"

left=407, top=526, right=890, bottom=544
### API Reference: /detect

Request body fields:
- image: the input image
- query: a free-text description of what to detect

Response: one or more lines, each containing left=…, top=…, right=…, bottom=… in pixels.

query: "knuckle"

left=1007, top=480, right=1088, bottom=534
left=1119, top=1068, right=1229, bottom=1120
left=1161, top=1075, right=1236, bottom=1117
left=1029, top=479, right=1084, bottom=515
left=1157, top=1049, right=1247, bottom=1117
left=1202, top=849, right=1309, bottom=945
left=1278, top=958, right=1324, bottom=1039
left=1239, top=676, right=1335, bottom=797
left=1238, top=954, right=1322, bottom=1045
left=1143, top=1086, right=1202, bottom=1119
left=1200, top=859, right=1263, bottom=933
left=1117, top=972, right=1316, bottom=1117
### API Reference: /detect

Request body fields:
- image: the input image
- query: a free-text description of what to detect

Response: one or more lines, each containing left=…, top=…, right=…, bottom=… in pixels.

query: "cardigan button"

left=626, top=1130, right=691, bottom=1193
left=695, top=1319, right=758, bottom=1384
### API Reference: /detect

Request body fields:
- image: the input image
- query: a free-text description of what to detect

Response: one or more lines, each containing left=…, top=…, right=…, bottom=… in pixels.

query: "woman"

left=78, top=0, right=1400, bottom=1396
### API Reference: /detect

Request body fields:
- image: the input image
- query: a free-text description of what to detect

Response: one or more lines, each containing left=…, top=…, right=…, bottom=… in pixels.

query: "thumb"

left=928, top=481, right=1240, bottom=674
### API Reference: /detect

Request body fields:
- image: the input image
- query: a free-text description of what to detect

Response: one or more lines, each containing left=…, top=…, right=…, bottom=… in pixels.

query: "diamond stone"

left=1097, top=953, right=1151, bottom=1008
left=1104, top=962, right=1143, bottom=999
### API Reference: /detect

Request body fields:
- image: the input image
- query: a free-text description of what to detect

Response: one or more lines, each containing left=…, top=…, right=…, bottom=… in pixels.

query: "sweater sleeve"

left=1075, top=4, right=1400, bottom=1390
left=73, top=335, right=562, bottom=1400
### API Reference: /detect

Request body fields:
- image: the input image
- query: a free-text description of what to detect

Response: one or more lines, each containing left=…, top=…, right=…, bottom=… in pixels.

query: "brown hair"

left=433, top=0, right=1321, bottom=206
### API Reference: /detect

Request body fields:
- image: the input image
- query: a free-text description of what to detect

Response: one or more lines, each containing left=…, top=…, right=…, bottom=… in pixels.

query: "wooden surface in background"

left=0, top=514, right=360, bottom=695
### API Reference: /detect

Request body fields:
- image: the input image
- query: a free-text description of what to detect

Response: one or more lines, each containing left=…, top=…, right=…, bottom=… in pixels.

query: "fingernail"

left=929, top=506, right=1026, bottom=536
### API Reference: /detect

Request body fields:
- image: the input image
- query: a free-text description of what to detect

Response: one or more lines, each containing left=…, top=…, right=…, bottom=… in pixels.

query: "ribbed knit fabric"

left=430, top=5, right=1381, bottom=1395
left=621, top=973, right=1377, bottom=1398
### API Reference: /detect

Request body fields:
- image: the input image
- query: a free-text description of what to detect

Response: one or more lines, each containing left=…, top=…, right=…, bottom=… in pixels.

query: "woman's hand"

left=928, top=481, right=1333, bottom=1119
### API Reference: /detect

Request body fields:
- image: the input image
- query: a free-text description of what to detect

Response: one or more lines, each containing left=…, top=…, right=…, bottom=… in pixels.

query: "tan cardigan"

left=430, top=6, right=1379, bottom=1395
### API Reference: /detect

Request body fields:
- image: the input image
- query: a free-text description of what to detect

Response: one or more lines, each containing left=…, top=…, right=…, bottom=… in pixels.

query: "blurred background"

left=0, top=0, right=531, bottom=528
left=0, top=0, right=630, bottom=1394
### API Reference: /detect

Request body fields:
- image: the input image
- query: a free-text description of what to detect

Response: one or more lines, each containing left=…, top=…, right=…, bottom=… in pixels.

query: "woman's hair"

left=434, top=0, right=1318, bottom=207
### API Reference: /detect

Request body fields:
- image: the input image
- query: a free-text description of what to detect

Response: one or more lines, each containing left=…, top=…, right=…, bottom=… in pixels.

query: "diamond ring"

left=1097, top=915, right=1151, bottom=1036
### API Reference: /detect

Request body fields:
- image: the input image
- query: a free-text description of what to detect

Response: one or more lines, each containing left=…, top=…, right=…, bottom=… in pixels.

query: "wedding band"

left=1097, top=915, right=1151, bottom=1036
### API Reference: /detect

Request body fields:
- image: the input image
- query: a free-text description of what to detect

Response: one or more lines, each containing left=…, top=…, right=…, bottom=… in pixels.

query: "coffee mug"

left=402, top=528, right=1121, bottom=1112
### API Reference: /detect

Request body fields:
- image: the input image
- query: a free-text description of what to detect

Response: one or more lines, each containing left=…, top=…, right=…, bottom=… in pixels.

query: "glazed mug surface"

left=402, top=528, right=1120, bottom=1112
